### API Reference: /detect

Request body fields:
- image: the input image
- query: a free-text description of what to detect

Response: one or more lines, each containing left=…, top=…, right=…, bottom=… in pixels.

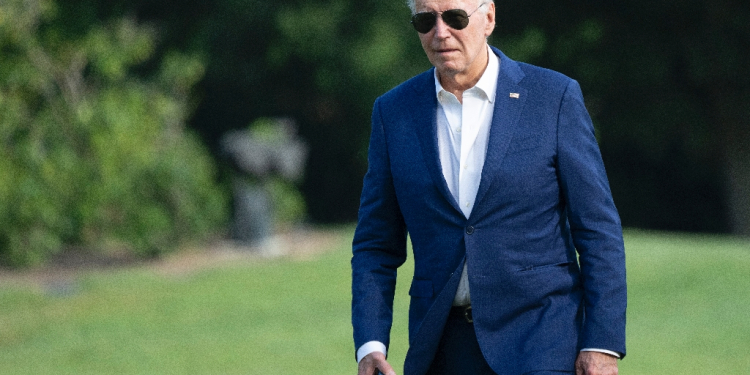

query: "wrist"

left=356, top=341, right=387, bottom=363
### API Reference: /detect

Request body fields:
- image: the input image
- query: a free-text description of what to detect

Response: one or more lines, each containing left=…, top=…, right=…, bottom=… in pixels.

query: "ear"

left=484, top=2, right=496, bottom=37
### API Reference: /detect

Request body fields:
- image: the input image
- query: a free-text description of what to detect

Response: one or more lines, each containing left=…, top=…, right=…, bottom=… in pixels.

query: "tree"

left=0, top=0, right=227, bottom=266
left=43, top=0, right=748, bottom=235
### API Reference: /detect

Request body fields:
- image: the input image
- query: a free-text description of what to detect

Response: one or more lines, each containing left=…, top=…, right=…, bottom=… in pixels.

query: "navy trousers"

left=423, top=306, right=574, bottom=375
left=425, top=306, right=496, bottom=375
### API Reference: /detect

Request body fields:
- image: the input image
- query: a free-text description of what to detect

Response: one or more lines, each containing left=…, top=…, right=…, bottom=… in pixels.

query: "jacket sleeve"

left=351, top=97, right=408, bottom=358
left=556, top=80, right=627, bottom=357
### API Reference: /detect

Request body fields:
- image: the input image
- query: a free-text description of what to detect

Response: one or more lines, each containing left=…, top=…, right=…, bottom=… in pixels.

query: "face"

left=415, top=0, right=495, bottom=80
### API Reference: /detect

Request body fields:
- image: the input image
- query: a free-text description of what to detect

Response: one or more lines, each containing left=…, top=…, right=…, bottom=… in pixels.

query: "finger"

left=358, top=365, right=380, bottom=375
left=376, top=359, right=397, bottom=375
left=357, top=358, right=377, bottom=375
left=574, top=356, right=585, bottom=375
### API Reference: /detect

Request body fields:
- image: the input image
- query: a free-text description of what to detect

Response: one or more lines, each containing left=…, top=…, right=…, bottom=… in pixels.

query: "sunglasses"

left=410, top=2, right=487, bottom=34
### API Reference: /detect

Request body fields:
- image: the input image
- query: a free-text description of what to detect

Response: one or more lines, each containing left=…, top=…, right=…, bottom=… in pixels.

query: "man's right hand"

left=358, top=351, right=396, bottom=375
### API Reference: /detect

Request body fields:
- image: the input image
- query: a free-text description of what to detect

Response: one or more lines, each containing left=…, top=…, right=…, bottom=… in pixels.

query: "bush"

left=0, top=0, right=227, bottom=267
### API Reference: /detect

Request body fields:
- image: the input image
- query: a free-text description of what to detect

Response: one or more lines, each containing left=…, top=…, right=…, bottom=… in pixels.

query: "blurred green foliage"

left=265, top=177, right=306, bottom=231
left=0, top=0, right=227, bottom=267
left=1, top=0, right=748, bottom=268
left=246, top=118, right=307, bottom=230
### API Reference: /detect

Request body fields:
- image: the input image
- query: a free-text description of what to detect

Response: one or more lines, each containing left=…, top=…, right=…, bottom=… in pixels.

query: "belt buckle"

left=464, top=305, right=473, bottom=323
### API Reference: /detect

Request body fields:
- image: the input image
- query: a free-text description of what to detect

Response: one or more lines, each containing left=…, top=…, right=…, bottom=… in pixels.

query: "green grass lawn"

left=1, top=228, right=748, bottom=374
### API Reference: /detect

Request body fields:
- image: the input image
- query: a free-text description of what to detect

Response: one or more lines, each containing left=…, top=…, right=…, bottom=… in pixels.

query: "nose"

left=433, top=16, right=451, bottom=39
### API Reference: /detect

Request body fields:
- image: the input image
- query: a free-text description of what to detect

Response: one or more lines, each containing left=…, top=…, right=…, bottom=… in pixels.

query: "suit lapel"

left=472, top=49, right=528, bottom=215
left=410, top=70, right=462, bottom=213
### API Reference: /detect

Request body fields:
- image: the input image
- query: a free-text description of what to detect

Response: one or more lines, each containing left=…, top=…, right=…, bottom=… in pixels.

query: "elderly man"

left=351, top=0, right=626, bottom=374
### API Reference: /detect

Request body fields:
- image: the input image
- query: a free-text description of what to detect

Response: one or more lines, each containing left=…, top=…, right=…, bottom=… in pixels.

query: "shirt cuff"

left=580, top=348, right=622, bottom=359
left=356, top=341, right=387, bottom=363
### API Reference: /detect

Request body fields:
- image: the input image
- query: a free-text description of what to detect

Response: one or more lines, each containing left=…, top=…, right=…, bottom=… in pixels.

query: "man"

left=352, top=0, right=626, bottom=374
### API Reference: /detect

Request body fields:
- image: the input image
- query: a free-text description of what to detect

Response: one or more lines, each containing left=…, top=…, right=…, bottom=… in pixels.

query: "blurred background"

left=1, top=0, right=748, bottom=266
left=0, top=0, right=749, bottom=373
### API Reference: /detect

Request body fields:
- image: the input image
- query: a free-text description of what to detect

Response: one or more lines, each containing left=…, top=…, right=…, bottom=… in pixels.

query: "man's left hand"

left=575, top=351, right=618, bottom=375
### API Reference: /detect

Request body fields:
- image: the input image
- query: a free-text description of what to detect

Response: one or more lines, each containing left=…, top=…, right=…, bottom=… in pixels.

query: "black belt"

left=450, top=305, right=473, bottom=323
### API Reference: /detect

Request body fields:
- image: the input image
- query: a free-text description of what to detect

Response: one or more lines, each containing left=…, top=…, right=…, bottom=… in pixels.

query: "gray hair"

left=406, top=0, right=493, bottom=15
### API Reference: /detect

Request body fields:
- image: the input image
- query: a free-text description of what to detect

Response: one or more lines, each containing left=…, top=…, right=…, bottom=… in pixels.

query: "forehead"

left=416, top=0, right=478, bottom=12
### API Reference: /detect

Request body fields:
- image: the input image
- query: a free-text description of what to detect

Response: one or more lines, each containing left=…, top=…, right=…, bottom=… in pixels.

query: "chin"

left=436, top=64, right=465, bottom=75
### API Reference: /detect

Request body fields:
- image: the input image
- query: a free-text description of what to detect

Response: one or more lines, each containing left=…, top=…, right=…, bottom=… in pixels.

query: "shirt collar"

left=434, top=44, right=500, bottom=103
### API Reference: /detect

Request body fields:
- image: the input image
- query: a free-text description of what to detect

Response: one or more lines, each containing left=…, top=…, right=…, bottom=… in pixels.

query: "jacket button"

left=466, top=226, right=475, bottom=235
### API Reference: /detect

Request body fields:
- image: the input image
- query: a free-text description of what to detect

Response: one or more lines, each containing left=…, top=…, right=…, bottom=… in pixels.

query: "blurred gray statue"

left=221, top=117, right=307, bottom=247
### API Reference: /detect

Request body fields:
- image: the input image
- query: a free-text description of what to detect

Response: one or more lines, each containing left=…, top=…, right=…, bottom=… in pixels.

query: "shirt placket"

left=458, top=89, right=483, bottom=218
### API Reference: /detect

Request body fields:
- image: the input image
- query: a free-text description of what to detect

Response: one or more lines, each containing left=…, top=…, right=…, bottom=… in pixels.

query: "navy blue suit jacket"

left=352, top=47, right=626, bottom=375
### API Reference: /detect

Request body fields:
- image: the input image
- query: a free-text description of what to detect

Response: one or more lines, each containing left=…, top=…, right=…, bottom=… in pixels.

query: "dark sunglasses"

left=410, top=2, right=487, bottom=34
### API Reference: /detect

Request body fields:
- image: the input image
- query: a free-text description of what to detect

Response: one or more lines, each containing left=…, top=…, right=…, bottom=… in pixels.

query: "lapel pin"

left=509, top=93, right=520, bottom=99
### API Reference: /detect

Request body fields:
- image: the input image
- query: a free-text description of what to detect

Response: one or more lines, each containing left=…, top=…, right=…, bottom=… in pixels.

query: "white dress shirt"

left=356, top=45, right=619, bottom=362
left=436, top=45, right=499, bottom=307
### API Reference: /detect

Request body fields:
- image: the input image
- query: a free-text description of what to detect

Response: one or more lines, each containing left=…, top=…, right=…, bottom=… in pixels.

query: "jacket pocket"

left=517, top=261, right=574, bottom=273
left=408, top=278, right=433, bottom=298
